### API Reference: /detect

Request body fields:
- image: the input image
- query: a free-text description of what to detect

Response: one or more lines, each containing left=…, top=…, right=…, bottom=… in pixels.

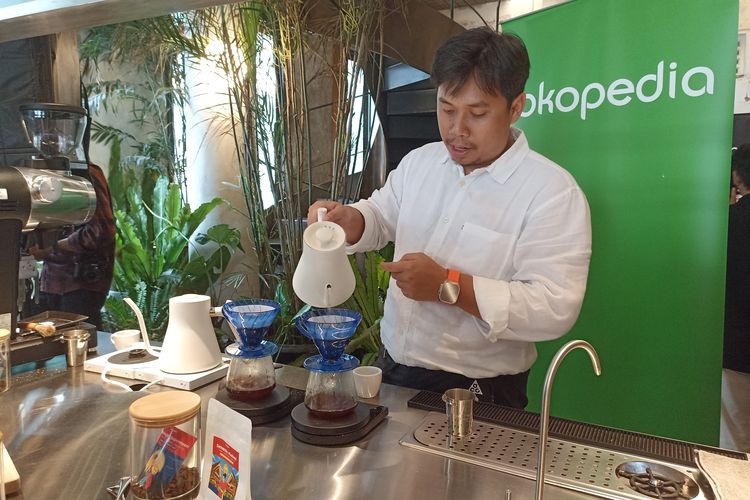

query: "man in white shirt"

left=308, top=27, right=591, bottom=408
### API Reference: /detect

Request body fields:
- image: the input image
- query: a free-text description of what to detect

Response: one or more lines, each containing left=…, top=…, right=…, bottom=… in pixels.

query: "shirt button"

left=443, top=217, right=449, bottom=223
left=459, top=181, right=465, bottom=187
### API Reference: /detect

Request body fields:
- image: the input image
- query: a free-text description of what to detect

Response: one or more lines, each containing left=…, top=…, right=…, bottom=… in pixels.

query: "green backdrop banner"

left=508, top=0, right=738, bottom=444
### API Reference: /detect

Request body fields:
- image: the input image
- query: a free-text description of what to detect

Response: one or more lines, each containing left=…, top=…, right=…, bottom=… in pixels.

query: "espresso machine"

left=0, top=103, right=97, bottom=362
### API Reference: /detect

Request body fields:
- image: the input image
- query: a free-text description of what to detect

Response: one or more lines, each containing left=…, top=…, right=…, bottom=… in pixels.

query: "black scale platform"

left=213, top=386, right=388, bottom=445
left=214, top=386, right=295, bottom=425
left=290, top=401, right=388, bottom=446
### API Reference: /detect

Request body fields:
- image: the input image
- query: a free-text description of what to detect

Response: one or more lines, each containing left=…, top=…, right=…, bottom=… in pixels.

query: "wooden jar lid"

left=129, top=391, right=201, bottom=428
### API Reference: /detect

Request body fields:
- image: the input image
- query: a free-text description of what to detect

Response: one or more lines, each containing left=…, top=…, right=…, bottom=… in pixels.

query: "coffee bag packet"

left=199, top=399, right=252, bottom=500
left=136, top=426, right=197, bottom=495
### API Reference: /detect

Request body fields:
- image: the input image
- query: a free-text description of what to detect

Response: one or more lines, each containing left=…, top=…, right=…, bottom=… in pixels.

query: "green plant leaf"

left=274, top=281, right=291, bottom=319
left=151, top=176, right=170, bottom=237
left=164, top=182, right=183, bottom=225
left=292, top=304, right=311, bottom=321
left=114, top=210, right=151, bottom=279
left=106, top=172, right=240, bottom=340
left=195, top=224, right=242, bottom=250
left=361, top=352, right=378, bottom=366
left=180, top=254, right=211, bottom=294
left=124, top=183, right=148, bottom=244
left=184, top=197, right=224, bottom=236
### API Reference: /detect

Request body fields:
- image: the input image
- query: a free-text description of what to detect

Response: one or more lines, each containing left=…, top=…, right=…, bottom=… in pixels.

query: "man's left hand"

left=381, top=253, right=446, bottom=301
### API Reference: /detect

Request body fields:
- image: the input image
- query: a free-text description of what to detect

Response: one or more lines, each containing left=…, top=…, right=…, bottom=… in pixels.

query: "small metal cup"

left=60, top=330, right=90, bottom=367
left=442, top=388, right=478, bottom=438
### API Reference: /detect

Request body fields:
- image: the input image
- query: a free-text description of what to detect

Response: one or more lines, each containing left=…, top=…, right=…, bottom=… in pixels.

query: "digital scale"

left=84, top=344, right=229, bottom=390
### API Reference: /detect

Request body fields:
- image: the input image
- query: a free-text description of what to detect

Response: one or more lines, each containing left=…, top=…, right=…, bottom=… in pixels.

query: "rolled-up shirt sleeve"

left=473, top=186, right=592, bottom=343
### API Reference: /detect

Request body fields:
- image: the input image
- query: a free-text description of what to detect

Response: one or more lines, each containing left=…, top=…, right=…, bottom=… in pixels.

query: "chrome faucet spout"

left=535, top=340, right=601, bottom=500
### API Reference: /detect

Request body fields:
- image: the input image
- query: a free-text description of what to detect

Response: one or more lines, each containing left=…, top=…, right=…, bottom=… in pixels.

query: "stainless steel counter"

left=1, top=344, right=593, bottom=500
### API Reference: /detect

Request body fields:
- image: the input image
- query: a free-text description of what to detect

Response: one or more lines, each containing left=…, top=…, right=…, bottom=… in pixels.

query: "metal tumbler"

left=442, top=388, right=478, bottom=438
left=61, top=330, right=90, bottom=367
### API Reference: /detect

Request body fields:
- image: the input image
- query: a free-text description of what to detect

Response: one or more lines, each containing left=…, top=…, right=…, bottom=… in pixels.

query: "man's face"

left=437, top=76, right=526, bottom=172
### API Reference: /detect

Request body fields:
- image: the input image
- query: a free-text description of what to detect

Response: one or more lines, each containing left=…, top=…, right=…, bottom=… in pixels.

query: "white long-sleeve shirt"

left=347, top=128, right=591, bottom=378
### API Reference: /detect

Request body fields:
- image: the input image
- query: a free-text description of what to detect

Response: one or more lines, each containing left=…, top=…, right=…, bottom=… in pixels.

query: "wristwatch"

left=438, top=269, right=461, bottom=304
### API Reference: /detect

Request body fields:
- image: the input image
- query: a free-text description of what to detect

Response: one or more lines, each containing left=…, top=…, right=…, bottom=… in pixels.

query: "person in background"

left=721, top=144, right=750, bottom=452
left=29, top=162, right=115, bottom=330
left=307, top=28, right=591, bottom=408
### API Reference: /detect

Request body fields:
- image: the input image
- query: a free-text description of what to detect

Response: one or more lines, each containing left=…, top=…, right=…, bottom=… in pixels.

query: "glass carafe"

left=225, top=344, right=276, bottom=401
left=222, top=299, right=280, bottom=402
left=303, top=358, right=358, bottom=418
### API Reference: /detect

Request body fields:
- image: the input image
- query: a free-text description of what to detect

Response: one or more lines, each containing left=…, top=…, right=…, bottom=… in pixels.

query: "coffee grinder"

left=290, top=308, right=388, bottom=445
left=0, top=103, right=96, bottom=347
left=213, top=299, right=293, bottom=424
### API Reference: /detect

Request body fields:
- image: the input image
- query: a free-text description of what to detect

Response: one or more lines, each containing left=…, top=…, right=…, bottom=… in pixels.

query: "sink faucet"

left=535, top=340, right=601, bottom=500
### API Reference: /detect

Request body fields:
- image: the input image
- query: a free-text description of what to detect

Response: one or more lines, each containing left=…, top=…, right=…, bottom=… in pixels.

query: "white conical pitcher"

left=292, top=208, right=356, bottom=308
left=160, top=294, right=222, bottom=374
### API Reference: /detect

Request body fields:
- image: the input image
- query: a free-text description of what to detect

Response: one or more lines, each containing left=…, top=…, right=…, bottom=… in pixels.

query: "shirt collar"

left=440, top=127, right=529, bottom=184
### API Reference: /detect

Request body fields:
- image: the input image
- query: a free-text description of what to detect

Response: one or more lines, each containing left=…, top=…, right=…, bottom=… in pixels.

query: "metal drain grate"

left=408, top=391, right=746, bottom=467
left=402, top=412, right=711, bottom=500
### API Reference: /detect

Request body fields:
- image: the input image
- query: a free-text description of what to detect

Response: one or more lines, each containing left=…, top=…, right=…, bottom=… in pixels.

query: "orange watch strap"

left=447, top=269, right=460, bottom=283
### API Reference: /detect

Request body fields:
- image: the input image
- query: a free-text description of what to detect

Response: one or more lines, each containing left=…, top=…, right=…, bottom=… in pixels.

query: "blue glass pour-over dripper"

left=297, top=308, right=362, bottom=418
left=295, top=308, right=361, bottom=372
left=222, top=299, right=281, bottom=402
left=222, top=299, right=281, bottom=358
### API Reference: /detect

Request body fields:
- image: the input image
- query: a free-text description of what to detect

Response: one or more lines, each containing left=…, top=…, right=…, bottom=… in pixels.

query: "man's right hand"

left=28, top=245, right=51, bottom=261
left=307, top=200, right=365, bottom=245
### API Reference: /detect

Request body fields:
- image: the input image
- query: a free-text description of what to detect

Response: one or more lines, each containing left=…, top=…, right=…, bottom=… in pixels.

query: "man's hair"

left=732, top=144, right=750, bottom=187
left=431, top=27, right=530, bottom=103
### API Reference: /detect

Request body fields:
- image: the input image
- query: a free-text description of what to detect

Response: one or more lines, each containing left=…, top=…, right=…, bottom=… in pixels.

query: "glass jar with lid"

left=1, top=430, right=5, bottom=500
left=129, top=391, right=202, bottom=500
left=0, top=329, right=10, bottom=393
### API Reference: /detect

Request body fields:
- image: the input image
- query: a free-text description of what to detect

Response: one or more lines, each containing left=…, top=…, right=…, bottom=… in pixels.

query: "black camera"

left=73, top=261, right=105, bottom=283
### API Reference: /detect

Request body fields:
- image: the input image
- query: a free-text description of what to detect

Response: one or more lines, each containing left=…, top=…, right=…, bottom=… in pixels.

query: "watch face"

left=439, top=281, right=460, bottom=304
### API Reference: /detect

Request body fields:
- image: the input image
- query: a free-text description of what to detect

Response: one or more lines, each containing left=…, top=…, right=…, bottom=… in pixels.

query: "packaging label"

left=138, top=426, right=197, bottom=491
left=208, top=436, right=240, bottom=499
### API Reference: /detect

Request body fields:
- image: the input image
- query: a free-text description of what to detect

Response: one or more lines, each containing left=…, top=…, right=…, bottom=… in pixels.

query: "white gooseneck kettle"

left=160, top=294, right=223, bottom=374
left=292, top=208, right=356, bottom=308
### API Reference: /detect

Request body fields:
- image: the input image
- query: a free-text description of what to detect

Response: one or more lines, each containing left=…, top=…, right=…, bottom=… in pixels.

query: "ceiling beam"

left=0, top=0, right=464, bottom=73
left=0, top=0, right=243, bottom=43
left=305, top=0, right=464, bottom=73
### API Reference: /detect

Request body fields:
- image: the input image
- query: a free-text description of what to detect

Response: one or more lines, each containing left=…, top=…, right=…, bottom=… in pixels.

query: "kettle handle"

left=317, top=207, right=327, bottom=223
